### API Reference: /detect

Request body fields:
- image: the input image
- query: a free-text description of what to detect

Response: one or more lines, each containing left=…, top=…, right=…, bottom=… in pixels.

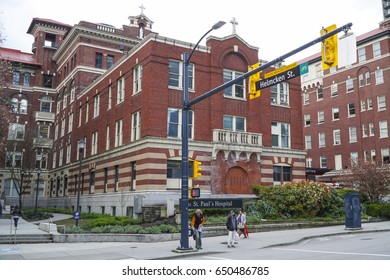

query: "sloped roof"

left=0, top=47, right=41, bottom=66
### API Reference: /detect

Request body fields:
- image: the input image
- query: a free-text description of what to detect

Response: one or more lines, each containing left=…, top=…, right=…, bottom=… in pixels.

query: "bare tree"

left=344, top=160, right=390, bottom=203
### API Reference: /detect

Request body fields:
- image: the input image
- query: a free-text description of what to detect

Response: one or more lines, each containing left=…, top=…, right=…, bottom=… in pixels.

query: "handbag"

left=238, top=222, right=244, bottom=229
left=233, top=231, right=239, bottom=242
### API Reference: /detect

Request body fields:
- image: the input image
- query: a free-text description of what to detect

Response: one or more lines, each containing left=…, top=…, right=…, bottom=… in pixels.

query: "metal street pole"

left=178, top=21, right=225, bottom=251
left=34, top=168, right=41, bottom=213
left=75, top=139, right=85, bottom=226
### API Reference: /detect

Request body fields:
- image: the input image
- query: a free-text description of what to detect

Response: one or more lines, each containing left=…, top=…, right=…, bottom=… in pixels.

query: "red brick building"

left=1, top=11, right=305, bottom=216
left=301, top=19, right=390, bottom=181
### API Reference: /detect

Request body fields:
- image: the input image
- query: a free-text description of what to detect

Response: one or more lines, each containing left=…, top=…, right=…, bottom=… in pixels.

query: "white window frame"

left=133, top=64, right=142, bottom=94
left=333, top=129, right=341, bottom=145
left=271, top=121, right=290, bottom=148
left=304, top=114, right=311, bottom=127
left=318, top=132, right=326, bottom=148
left=318, top=110, right=324, bottom=124
left=224, top=69, right=245, bottom=100
left=168, top=60, right=194, bottom=90
left=349, top=126, right=357, bottom=143
left=373, top=42, right=381, bottom=58
left=167, top=108, right=194, bottom=139
left=379, top=120, right=388, bottom=138
left=331, top=83, right=338, bottom=97
left=346, top=78, right=354, bottom=92
left=91, top=131, right=98, bottom=155
left=375, top=69, right=384, bottom=84
left=332, top=107, right=339, bottom=121
left=115, top=119, right=123, bottom=147
left=131, top=111, right=141, bottom=141
left=270, top=82, right=289, bottom=106
left=117, top=76, right=125, bottom=104
left=348, top=103, right=356, bottom=117
left=358, top=47, right=366, bottom=63
left=93, top=94, right=100, bottom=118
left=305, top=135, right=312, bottom=150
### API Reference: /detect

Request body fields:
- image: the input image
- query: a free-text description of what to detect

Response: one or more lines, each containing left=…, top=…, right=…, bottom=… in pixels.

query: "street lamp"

left=178, top=20, right=225, bottom=251
left=34, top=168, right=41, bottom=213
left=75, top=139, right=85, bottom=226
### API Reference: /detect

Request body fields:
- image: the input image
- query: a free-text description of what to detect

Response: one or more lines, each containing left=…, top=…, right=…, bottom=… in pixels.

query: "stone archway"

left=224, top=166, right=250, bottom=194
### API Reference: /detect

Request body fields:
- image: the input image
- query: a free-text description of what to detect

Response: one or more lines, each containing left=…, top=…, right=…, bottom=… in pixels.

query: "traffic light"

left=249, top=62, right=261, bottom=99
left=190, top=186, right=200, bottom=198
left=193, top=160, right=202, bottom=179
left=321, top=24, right=338, bottom=70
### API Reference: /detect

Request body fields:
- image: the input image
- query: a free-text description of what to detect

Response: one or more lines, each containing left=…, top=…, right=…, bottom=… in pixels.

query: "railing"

left=213, top=129, right=262, bottom=146
left=35, top=111, right=55, bottom=122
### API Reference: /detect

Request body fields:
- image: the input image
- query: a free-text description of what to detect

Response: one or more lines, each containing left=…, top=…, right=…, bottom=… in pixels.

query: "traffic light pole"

left=177, top=22, right=352, bottom=251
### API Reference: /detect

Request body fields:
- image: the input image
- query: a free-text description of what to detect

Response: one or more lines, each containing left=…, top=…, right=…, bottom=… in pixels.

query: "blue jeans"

left=195, top=228, right=202, bottom=249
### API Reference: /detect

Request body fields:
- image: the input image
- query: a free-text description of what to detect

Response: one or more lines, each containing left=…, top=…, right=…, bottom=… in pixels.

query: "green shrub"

left=251, top=181, right=344, bottom=219
left=366, top=203, right=390, bottom=219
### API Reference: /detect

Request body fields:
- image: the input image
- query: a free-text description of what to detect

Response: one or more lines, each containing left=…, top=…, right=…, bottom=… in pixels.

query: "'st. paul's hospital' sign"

left=256, top=62, right=308, bottom=90
left=186, top=198, right=243, bottom=209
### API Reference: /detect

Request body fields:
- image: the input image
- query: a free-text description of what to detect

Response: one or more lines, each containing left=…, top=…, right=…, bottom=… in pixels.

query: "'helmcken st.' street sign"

left=256, top=62, right=308, bottom=90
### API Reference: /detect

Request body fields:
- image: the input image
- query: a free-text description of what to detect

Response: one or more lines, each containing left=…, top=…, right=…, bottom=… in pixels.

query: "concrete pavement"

left=1, top=214, right=389, bottom=260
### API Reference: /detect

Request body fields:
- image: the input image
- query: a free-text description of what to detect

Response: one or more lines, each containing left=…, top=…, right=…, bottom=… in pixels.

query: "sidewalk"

left=1, top=213, right=389, bottom=260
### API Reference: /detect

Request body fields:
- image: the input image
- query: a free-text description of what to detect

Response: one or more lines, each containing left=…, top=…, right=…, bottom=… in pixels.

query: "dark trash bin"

left=344, top=193, right=362, bottom=229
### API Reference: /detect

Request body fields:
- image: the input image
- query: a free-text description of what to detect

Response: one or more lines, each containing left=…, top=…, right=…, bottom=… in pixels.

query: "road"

left=183, top=231, right=390, bottom=260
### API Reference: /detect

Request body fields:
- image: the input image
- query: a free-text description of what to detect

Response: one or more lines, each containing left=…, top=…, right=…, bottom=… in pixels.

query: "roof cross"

left=230, top=17, right=238, bottom=34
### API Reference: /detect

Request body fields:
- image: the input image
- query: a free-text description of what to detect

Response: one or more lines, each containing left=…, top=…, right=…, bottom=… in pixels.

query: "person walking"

left=191, top=209, right=205, bottom=249
left=226, top=210, right=238, bottom=248
left=11, top=205, right=21, bottom=229
left=237, top=209, right=247, bottom=238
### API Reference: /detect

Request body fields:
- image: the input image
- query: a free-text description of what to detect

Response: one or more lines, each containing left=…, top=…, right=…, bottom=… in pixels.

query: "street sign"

left=187, top=198, right=243, bottom=209
left=256, top=62, right=308, bottom=90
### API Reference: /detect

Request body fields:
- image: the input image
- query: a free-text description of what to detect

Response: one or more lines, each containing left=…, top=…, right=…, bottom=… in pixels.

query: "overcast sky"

left=0, top=0, right=384, bottom=63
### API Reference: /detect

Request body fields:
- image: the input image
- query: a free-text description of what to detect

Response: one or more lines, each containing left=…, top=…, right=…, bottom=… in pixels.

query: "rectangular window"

left=373, top=42, right=381, bottom=58
left=349, top=126, right=357, bottom=142
left=303, top=91, right=309, bottom=105
left=359, top=74, right=364, bottom=87
left=167, top=108, right=193, bottom=139
left=305, top=135, right=312, bottom=150
left=12, top=71, right=20, bottom=85
left=117, top=77, right=125, bottom=104
left=133, top=64, right=142, bottom=94
left=93, top=94, right=100, bottom=118
left=358, top=47, right=366, bottom=63
left=43, top=74, right=53, bottom=88
left=365, top=72, right=371, bottom=85
left=91, top=131, right=98, bottom=155
left=304, top=114, right=311, bottom=126
left=351, top=152, right=358, bottom=165
left=107, top=55, right=114, bottom=69
left=362, top=124, right=368, bottom=137
left=224, top=69, right=245, bottom=99
left=367, top=98, right=373, bottom=110
left=114, top=165, right=119, bottom=192
left=333, top=129, right=341, bottom=145
left=382, top=148, right=389, bottom=163
left=168, top=60, right=194, bottom=89
left=95, top=53, right=103, bottom=68
left=360, top=100, right=366, bottom=111
left=271, top=121, right=290, bottom=148
left=318, top=111, right=324, bottom=124
left=223, top=115, right=246, bottom=131
left=377, top=95, right=386, bottom=111
left=108, top=85, right=112, bottom=110
left=316, top=87, right=323, bottom=100
left=319, top=132, right=326, bottom=147
left=375, top=69, right=384, bottom=84
left=115, top=119, right=123, bottom=147
left=5, top=151, right=22, bottom=168
left=23, top=73, right=31, bottom=86
left=348, top=103, right=356, bottom=117
left=273, top=166, right=292, bottom=184
left=8, top=123, right=25, bottom=140
left=332, top=107, right=339, bottom=121
left=66, top=144, right=71, bottom=164
left=379, top=120, right=388, bottom=138
left=369, top=123, right=375, bottom=136
left=346, top=78, right=354, bottom=92
left=38, top=124, right=50, bottom=139
left=331, top=83, right=338, bottom=97
left=131, top=111, right=141, bottom=141
left=320, top=156, right=327, bottom=168
left=106, top=125, right=110, bottom=150
left=270, top=82, right=289, bottom=105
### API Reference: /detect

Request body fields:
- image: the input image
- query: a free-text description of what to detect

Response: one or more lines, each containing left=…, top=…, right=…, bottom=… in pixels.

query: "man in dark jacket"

left=226, top=210, right=238, bottom=248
